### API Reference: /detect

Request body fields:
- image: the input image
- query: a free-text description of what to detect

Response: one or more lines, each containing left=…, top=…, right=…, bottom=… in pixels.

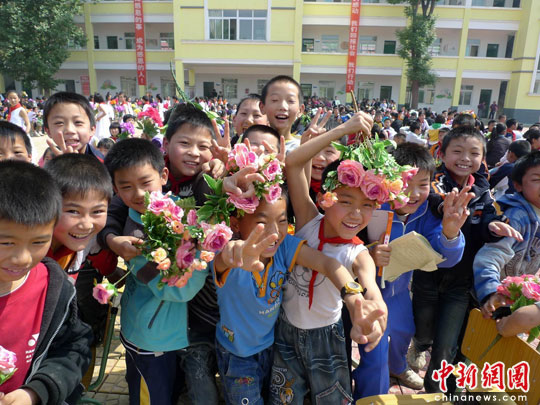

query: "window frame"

left=209, top=9, right=267, bottom=41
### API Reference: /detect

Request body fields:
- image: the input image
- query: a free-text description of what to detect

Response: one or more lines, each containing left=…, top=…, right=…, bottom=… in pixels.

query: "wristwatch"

left=340, top=281, right=366, bottom=299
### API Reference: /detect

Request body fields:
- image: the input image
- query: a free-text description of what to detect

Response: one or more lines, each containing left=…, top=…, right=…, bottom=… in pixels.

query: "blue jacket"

left=120, top=209, right=208, bottom=352
left=473, top=192, right=540, bottom=302
left=375, top=200, right=465, bottom=299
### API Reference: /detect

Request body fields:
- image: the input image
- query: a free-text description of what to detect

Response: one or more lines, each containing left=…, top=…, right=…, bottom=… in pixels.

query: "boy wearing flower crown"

left=353, top=143, right=471, bottom=398
left=104, top=138, right=208, bottom=404
left=269, top=112, right=390, bottom=404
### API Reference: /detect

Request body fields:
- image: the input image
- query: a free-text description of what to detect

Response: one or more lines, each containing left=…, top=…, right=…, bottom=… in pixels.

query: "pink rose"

left=521, top=281, right=540, bottom=301
left=262, top=159, right=282, bottom=182
left=227, top=194, right=260, bottom=214
left=162, top=275, right=180, bottom=287
left=156, top=258, right=171, bottom=271
left=0, top=345, right=17, bottom=375
left=176, top=241, right=195, bottom=269
left=361, top=170, right=390, bottom=203
left=191, top=259, right=208, bottom=271
left=337, top=160, right=365, bottom=188
left=187, top=210, right=198, bottom=226
left=265, top=184, right=282, bottom=204
left=202, top=223, right=233, bottom=253
left=166, top=204, right=184, bottom=223
left=502, top=276, right=525, bottom=287
left=320, top=192, right=338, bottom=209
left=496, top=284, right=512, bottom=298
left=147, top=191, right=173, bottom=215
left=401, top=168, right=419, bottom=189
left=230, top=144, right=258, bottom=170
left=92, top=282, right=116, bottom=305
left=391, top=195, right=409, bottom=210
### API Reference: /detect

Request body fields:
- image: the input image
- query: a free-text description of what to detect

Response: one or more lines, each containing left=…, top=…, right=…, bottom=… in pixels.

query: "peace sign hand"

left=219, top=225, right=278, bottom=272
left=301, top=108, right=331, bottom=144
left=211, top=117, right=231, bottom=164
left=348, top=298, right=387, bottom=351
left=441, top=186, right=475, bottom=239
left=46, top=136, right=80, bottom=156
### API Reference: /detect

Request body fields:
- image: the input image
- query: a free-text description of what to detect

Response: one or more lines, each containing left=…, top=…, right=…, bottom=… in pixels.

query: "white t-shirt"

left=282, top=213, right=366, bottom=329
left=405, top=131, right=427, bottom=146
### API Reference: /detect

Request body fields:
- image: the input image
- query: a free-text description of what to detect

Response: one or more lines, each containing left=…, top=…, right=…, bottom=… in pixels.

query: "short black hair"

left=165, top=103, right=215, bottom=141
left=45, top=154, right=112, bottom=202
left=508, top=140, right=531, bottom=159
left=43, top=91, right=96, bottom=129
left=236, top=94, right=261, bottom=112
left=393, top=143, right=436, bottom=175
left=434, top=114, right=445, bottom=124
left=492, top=123, right=507, bottom=138
left=243, top=125, right=280, bottom=150
left=452, top=113, right=475, bottom=128
left=0, top=121, right=32, bottom=154
left=409, top=120, right=421, bottom=133
left=97, top=138, right=115, bottom=151
left=0, top=160, right=61, bottom=226
left=261, top=75, right=304, bottom=105
left=506, top=118, right=517, bottom=129
left=512, top=150, right=540, bottom=186
left=109, top=121, right=121, bottom=134
left=441, top=126, right=486, bottom=156
left=523, top=128, right=540, bottom=143
left=104, top=138, right=165, bottom=184
left=122, top=114, right=136, bottom=123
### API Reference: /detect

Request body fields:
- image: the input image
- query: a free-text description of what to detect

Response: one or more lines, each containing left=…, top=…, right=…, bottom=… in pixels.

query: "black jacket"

left=486, top=135, right=511, bottom=168
left=22, top=258, right=93, bottom=405
left=414, top=165, right=502, bottom=290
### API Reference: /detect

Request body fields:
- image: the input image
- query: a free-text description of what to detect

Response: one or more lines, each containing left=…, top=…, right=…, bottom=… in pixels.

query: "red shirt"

left=0, top=263, right=48, bottom=393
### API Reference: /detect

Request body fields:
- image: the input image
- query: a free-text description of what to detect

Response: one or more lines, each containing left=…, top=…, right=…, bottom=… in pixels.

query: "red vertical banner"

left=134, top=0, right=146, bottom=86
left=346, top=0, right=361, bottom=93
left=80, top=75, right=90, bottom=96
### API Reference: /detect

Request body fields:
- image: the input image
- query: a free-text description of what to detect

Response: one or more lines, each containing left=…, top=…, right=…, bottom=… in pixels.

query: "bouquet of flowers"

left=496, top=275, right=540, bottom=343
left=117, top=121, right=136, bottom=140
left=93, top=192, right=233, bottom=304
left=137, top=107, right=163, bottom=139
left=0, top=345, right=17, bottom=386
left=320, top=138, right=416, bottom=209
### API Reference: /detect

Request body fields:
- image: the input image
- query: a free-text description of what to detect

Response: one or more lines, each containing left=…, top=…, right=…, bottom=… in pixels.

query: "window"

left=94, top=35, right=100, bottom=49
left=383, top=40, right=396, bottom=54
left=161, top=77, right=176, bottom=97
left=459, top=85, right=473, bottom=105
left=120, top=76, right=136, bottom=98
left=428, top=38, right=441, bottom=56
left=222, top=78, right=238, bottom=99
left=257, top=79, right=268, bottom=94
left=302, top=38, right=315, bottom=52
left=534, top=79, right=540, bottom=94
left=486, top=43, right=499, bottom=58
left=493, top=0, right=505, bottom=6
left=357, top=82, right=374, bottom=100
left=319, top=81, right=335, bottom=99
left=107, top=36, right=118, bottom=49
left=358, top=36, right=377, bottom=54
left=209, top=10, right=266, bottom=41
left=125, top=32, right=135, bottom=49
left=321, top=35, right=339, bottom=53
left=406, top=87, right=435, bottom=105
left=301, top=84, right=313, bottom=98
left=466, top=39, right=480, bottom=57
left=146, top=39, right=158, bottom=49
left=160, top=33, right=174, bottom=50
left=505, top=35, right=514, bottom=58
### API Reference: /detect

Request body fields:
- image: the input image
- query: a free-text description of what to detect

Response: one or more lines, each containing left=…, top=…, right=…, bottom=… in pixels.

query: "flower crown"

left=321, top=138, right=417, bottom=209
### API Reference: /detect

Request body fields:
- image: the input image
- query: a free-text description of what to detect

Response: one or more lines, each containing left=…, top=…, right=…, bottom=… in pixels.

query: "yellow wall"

left=270, top=10, right=295, bottom=42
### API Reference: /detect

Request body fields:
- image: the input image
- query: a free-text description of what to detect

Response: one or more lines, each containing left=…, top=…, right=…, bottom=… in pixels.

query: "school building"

left=3, top=0, right=540, bottom=123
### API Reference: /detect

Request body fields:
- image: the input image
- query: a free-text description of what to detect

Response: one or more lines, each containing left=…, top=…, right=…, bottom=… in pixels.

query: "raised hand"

left=46, top=136, right=79, bottom=156
left=488, top=221, right=523, bottom=242
left=301, top=108, right=331, bottom=144
left=441, top=186, right=475, bottom=239
left=219, top=224, right=279, bottom=272
left=348, top=298, right=387, bottom=351
left=202, top=158, right=227, bottom=178
left=261, top=135, right=286, bottom=163
left=341, top=110, right=374, bottom=138
left=223, top=166, right=266, bottom=199
left=210, top=117, right=231, bottom=164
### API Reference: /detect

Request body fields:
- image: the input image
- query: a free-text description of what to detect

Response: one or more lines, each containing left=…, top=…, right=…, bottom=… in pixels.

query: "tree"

left=388, top=0, right=438, bottom=109
left=0, top=0, right=86, bottom=93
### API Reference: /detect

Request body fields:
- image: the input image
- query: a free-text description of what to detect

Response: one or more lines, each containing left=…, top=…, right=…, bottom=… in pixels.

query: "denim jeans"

left=178, top=342, right=220, bottom=404
left=269, top=314, right=352, bottom=405
left=412, top=273, right=470, bottom=393
left=216, top=341, right=273, bottom=405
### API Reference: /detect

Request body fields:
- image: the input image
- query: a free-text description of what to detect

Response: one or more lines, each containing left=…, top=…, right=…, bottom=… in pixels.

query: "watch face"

left=347, top=281, right=361, bottom=290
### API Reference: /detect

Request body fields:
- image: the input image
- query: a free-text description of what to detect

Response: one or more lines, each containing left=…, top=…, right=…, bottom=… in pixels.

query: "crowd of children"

left=0, top=78, right=539, bottom=405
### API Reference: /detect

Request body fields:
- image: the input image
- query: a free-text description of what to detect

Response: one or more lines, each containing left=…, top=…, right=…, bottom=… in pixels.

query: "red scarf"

left=308, top=218, right=363, bottom=309
left=310, top=179, right=322, bottom=194
left=165, top=156, right=194, bottom=195
left=7, top=103, right=21, bottom=122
